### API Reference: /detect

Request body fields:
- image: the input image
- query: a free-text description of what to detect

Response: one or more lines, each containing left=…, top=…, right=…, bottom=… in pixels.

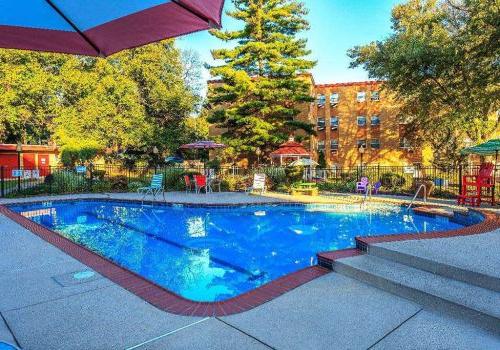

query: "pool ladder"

left=360, top=185, right=372, bottom=208
left=406, top=184, right=427, bottom=212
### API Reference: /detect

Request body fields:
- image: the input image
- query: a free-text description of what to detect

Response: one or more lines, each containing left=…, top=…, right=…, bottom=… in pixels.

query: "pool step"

left=366, top=243, right=500, bottom=292
left=333, top=254, right=500, bottom=333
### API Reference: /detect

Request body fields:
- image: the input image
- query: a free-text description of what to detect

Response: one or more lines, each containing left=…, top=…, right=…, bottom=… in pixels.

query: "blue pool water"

left=10, top=200, right=476, bottom=301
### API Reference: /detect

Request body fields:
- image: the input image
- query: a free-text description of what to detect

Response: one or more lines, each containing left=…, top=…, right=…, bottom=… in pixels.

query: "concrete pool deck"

left=1, top=192, right=499, bottom=349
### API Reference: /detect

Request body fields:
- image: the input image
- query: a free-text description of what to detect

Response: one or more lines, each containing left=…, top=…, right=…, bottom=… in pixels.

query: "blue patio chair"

left=137, top=173, right=165, bottom=203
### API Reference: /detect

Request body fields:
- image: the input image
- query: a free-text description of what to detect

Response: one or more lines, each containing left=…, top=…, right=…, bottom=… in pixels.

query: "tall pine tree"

left=207, top=0, right=316, bottom=160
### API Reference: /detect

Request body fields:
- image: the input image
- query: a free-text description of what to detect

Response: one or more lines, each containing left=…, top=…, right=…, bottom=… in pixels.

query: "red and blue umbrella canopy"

left=0, top=0, right=224, bottom=57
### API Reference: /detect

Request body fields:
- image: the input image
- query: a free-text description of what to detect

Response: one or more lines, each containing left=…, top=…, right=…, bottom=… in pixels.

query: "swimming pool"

left=9, top=200, right=478, bottom=302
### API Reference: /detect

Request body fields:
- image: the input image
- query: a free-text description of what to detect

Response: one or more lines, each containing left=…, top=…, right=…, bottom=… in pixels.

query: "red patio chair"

left=194, top=175, right=208, bottom=194
left=183, top=175, right=193, bottom=193
left=457, top=162, right=495, bottom=206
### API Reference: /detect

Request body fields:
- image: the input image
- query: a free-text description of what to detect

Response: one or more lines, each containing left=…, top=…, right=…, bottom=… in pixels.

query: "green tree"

left=207, top=0, right=316, bottom=161
left=349, top=0, right=499, bottom=164
left=0, top=40, right=202, bottom=167
left=0, top=51, right=66, bottom=143
left=54, top=57, right=150, bottom=154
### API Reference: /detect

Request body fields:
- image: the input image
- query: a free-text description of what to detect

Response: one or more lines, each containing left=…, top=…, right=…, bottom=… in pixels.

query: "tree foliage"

left=349, top=0, right=499, bottom=164
left=0, top=40, right=203, bottom=165
left=207, top=0, right=316, bottom=160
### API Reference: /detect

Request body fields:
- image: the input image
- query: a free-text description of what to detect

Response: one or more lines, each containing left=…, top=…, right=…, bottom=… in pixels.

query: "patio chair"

left=205, top=169, right=221, bottom=192
left=246, top=173, right=267, bottom=194
left=356, top=177, right=369, bottom=194
left=183, top=175, right=193, bottom=193
left=194, top=174, right=208, bottom=194
left=372, top=181, right=382, bottom=194
left=457, top=162, right=495, bottom=206
left=137, top=173, right=165, bottom=202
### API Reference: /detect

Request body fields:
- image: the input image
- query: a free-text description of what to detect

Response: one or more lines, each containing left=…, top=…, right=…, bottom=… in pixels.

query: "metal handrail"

left=361, top=184, right=372, bottom=208
left=407, top=184, right=427, bottom=211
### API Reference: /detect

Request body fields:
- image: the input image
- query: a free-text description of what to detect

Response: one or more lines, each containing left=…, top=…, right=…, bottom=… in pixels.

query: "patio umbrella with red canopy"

left=0, top=0, right=225, bottom=57
left=179, top=140, right=226, bottom=163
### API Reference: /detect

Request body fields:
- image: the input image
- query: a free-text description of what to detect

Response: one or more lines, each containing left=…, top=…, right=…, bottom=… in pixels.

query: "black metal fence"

left=0, top=163, right=498, bottom=199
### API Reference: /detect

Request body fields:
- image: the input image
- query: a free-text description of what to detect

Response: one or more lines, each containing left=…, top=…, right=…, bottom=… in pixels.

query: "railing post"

left=0, top=166, right=4, bottom=197
left=88, top=163, right=94, bottom=192
left=458, top=164, right=463, bottom=195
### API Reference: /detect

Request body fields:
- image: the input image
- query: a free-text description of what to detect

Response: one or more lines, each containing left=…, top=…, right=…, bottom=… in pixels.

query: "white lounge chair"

left=246, top=173, right=267, bottom=194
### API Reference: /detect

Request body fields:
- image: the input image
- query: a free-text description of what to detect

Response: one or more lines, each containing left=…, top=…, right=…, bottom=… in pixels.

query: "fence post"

left=458, top=165, right=463, bottom=195
left=0, top=166, right=4, bottom=197
left=88, top=163, right=94, bottom=192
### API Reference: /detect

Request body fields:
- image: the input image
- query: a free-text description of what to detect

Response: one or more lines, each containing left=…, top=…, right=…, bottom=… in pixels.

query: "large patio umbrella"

left=461, top=139, right=500, bottom=162
left=179, top=140, right=226, bottom=163
left=0, top=0, right=225, bottom=57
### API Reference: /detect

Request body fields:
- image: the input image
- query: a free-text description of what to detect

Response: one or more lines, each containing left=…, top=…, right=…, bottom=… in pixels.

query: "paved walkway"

left=1, top=193, right=499, bottom=349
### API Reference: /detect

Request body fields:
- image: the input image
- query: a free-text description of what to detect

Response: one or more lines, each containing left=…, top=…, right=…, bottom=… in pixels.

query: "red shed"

left=0, top=143, right=59, bottom=177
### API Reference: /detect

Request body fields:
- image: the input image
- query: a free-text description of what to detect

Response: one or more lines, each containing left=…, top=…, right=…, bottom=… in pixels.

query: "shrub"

left=259, top=167, right=286, bottom=190
left=285, top=166, right=304, bottom=184
left=380, top=172, right=406, bottom=190
left=318, top=180, right=356, bottom=193
left=47, top=169, right=87, bottom=193
left=92, top=170, right=106, bottom=181
left=60, top=143, right=101, bottom=166
left=92, top=180, right=112, bottom=193
left=163, top=168, right=186, bottom=191
left=220, top=175, right=248, bottom=192
left=128, top=181, right=147, bottom=192
left=109, top=176, right=128, bottom=191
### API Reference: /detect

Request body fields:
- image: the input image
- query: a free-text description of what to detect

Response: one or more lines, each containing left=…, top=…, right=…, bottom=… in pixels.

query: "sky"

left=176, top=0, right=404, bottom=94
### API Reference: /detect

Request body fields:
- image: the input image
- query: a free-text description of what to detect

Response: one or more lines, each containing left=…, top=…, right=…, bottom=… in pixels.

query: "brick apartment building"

left=208, top=76, right=422, bottom=167
left=312, top=80, right=421, bottom=167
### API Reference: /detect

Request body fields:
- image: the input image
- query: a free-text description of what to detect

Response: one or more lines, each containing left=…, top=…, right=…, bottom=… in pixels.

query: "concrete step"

left=366, top=243, right=500, bottom=292
left=333, top=254, right=500, bottom=333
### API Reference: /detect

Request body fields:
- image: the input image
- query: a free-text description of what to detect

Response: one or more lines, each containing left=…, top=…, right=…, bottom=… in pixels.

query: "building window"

left=318, top=140, right=325, bottom=152
left=371, top=91, right=380, bottom=101
left=330, top=116, right=339, bottom=130
left=356, top=91, right=366, bottom=102
left=330, top=93, right=339, bottom=105
left=400, top=137, right=411, bottom=149
left=317, top=117, right=325, bottom=131
left=330, top=139, right=339, bottom=150
left=370, top=115, right=380, bottom=126
left=317, top=94, right=326, bottom=107
left=370, top=139, right=381, bottom=149
left=357, top=116, right=367, bottom=127
left=357, top=139, right=367, bottom=148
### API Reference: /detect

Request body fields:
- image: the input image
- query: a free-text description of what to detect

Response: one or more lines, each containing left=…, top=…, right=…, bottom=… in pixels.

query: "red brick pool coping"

left=0, top=204, right=329, bottom=316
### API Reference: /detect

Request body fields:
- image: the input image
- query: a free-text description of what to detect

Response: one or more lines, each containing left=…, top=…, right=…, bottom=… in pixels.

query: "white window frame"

left=330, top=93, right=339, bottom=105
left=318, top=140, right=325, bottom=152
left=370, top=115, right=380, bottom=126
left=330, top=139, right=339, bottom=150
left=330, top=116, right=339, bottom=130
left=357, top=116, right=367, bottom=127
left=356, top=91, right=366, bottom=102
left=317, top=94, right=326, bottom=107
left=371, top=91, right=380, bottom=101
left=357, top=139, right=367, bottom=148
left=317, top=117, right=325, bottom=131
left=370, top=139, right=381, bottom=149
